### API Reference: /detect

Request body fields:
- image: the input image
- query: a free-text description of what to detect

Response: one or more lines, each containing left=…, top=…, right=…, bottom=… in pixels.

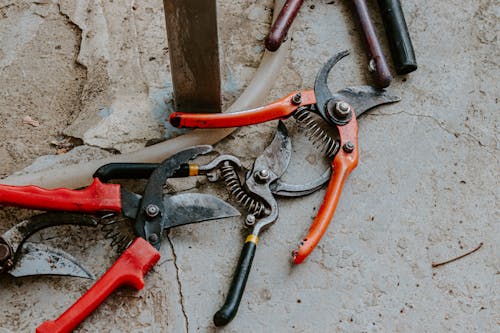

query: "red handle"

left=293, top=116, right=359, bottom=264
left=0, top=178, right=122, bottom=214
left=169, top=90, right=316, bottom=128
left=36, top=238, right=160, bottom=333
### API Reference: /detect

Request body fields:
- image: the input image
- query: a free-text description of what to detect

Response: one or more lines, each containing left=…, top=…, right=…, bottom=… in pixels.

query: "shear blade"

left=271, top=168, right=330, bottom=197
left=164, top=193, right=240, bottom=229
left=253, top=120, right=291, bottom=179
left=8, top=242, right=94, bottom=279
left=332, top=86, right=400, bottom=117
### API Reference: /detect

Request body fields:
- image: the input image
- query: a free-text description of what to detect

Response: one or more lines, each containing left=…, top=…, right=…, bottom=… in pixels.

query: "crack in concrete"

left=367, top=110, right=498, bottom=156
left=166, top=234, right=190, bottom=333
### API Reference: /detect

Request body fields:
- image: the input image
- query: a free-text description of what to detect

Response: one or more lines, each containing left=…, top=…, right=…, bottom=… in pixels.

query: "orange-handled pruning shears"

left=170, top=51, right=400, bottom=264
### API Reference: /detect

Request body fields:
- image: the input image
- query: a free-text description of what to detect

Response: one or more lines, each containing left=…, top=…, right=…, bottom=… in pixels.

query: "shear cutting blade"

left=8, top=242, right=94, bottom=279
left=332, top=86, right=400, bottom=117
left=164, top=193, right=240, bottom=229
left=253, top=120, right=291, bottom=178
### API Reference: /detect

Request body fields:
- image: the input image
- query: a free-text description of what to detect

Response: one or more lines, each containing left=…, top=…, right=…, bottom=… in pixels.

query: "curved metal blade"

left=271, top=168, right=330, bottom=197
left=8, top=242, right=94, bottom=279
left=135, top=145, right=214, bottom=249
left=253, top=120, right=291, bottom=179
left=331, top=86, right=400, bottom=118
left=2, top=213, right=99, bottom=255
left=314, top=50, right=350, bottom=118
left=164, top=193, right=240, bottom=229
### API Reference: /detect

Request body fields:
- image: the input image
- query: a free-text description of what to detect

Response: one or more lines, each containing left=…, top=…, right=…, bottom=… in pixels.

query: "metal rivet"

left=245, top=214, right=256, bottom=226
left=255, top=169, right=270, bottom=182
left=148, top=233, right=159, bottom=243
left=368, top=59, right=377, bottom=72
left=291, top=92, right=302, bottom=105
left=342, top=141, right=355, bottom=153
left=145, top=204, right=160, bottom=218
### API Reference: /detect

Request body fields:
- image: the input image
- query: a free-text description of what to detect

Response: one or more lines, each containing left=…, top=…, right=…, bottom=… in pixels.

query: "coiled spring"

left=100, top=214, right=133, bottom=253
left=220, top=161, right=266, bottom=216
left=293, top=107, right=340, bottom=159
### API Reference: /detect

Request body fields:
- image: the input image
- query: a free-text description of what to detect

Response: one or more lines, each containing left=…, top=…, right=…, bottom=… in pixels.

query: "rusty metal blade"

left=331, top=86, right=400, bottom=117
left=253, top=120, right=291, bottom=179
left=8, top=242, right=94, bottom=279
left=135, top=145, right=213, bottom=248
left=314, top=50, right=350, bottom=116
left=164, top=193, right=240, bottom=229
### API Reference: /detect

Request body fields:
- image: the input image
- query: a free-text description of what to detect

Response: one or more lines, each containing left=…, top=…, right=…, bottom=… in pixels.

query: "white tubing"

left=2, top=0, right=288, bottom=189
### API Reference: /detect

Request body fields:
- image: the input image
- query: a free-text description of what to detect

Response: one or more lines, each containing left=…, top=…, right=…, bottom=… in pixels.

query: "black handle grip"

left=93, top=163, right=192, bottom=182
left=377, top=0, right=417, bottom=74
left=213, top=239, right=257, bottom=326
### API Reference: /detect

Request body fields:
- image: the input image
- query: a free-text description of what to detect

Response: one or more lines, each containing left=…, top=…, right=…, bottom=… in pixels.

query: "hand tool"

left=92, top=122, right=328, bottom=326
left=0, top=146, right=240, bottom=332
left=377, top=0, right=417, bottom=74
left=351, top=0, right=392, bottom=87
left=169, top=50, right=400, bottom=266
left=0, top=213, right=98, bottom=279
left=211, top=121, right=292, bottom=326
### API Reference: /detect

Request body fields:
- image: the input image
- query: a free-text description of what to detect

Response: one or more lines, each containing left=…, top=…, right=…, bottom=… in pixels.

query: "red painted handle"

left=169, top=90, right=316, bottom=128
left=293, top=117, right=359, bottom=264
left=0, top=178, right=122, bottom=214
left=36, top=238, right=160, bottom=333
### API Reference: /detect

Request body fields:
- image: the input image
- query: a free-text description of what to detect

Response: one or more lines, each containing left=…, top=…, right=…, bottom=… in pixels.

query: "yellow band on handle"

left=245, top=234, right=259, bottom=245
left=189, top=164, right=199, bottom=176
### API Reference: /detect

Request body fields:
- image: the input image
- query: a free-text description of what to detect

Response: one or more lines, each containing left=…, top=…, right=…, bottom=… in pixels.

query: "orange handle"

left=36, top=238, right=160, bottom=333
left=293, top=116, right=359, bottom=264
left=169, top=90, right=316, bottom=128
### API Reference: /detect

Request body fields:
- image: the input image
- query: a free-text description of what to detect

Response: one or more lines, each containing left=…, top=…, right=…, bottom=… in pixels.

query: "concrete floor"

left=0, top=0, right=498, bottom=332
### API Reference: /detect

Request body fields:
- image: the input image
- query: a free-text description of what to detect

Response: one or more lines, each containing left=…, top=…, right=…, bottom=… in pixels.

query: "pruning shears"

left=0, top=146, right=240, bottom=332
left=170, top=50, right=400, bottom=265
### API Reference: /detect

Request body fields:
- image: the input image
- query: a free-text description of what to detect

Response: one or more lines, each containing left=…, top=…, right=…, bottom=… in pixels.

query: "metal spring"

left=293, top=107, right=340, bottom=159
left=220, top=161, right=266, bottom=216
left=100, top=214, right=132, bottom=253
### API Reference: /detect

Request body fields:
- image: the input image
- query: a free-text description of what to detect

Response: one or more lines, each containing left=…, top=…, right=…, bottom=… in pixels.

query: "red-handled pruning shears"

left=0, top=146, right=240, bottom=332
left=170, top=51, right=400, bottom=264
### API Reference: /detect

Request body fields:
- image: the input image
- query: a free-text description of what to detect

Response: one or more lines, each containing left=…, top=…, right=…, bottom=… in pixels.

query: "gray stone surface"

left=0, top=0, right=498, bottom=332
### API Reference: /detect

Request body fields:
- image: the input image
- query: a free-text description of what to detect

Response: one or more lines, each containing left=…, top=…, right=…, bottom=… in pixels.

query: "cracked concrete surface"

left=0, top=0, right=498, bottom=332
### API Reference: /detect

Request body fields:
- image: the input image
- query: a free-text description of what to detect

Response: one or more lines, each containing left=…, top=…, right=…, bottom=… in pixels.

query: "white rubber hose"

left=2, top=0, right=288, bottom=189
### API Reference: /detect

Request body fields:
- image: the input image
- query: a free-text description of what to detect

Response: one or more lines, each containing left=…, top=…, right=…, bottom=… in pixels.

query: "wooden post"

left=163, top=0, right=221, bottom=113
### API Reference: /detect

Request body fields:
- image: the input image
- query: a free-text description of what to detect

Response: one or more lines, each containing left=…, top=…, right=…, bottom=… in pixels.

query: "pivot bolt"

left=255, top=169, right=270, bottom=182
left=291, top=92, right=302, bottom=105
left=0, top=244, right=10, bottom=262
left=334, top=101, right=351, bottom=119
left=245, top=214, right=256, bottom=226
left=145, top=204, right=160, bottom=218
left=148, top=233, right=159, bottom=243
left=342, top=141, right=355, bottom=153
